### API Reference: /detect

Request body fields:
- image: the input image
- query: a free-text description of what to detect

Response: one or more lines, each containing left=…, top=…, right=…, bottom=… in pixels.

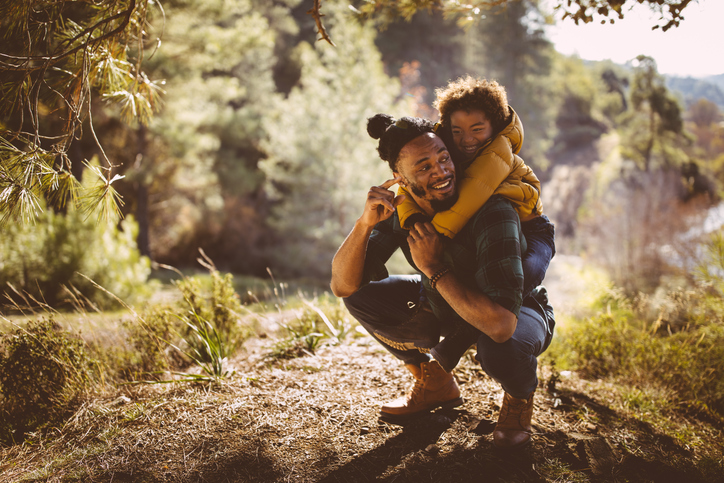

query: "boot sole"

left=379, top=397, right=464, bottom=423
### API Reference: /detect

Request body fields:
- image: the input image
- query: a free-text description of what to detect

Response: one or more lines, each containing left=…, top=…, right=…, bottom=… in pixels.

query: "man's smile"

left=431, top=176, right=454, bottom=192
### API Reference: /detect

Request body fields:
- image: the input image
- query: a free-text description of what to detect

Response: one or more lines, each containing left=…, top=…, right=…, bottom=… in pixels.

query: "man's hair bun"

left=367, top=114, right=435, bottom=171
left=367, top=114, right=395, bottom=140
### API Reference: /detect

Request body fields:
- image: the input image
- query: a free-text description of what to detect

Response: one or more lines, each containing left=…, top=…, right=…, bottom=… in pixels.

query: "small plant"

left=0, top=319, right=93, bottom=445
left=172, top=252, right=250, bottom=362
left=122, top=305, right=182, bottom=379
left=165, top=310, right=234, bottom=383
left=301, top=296, right=358, bottom=345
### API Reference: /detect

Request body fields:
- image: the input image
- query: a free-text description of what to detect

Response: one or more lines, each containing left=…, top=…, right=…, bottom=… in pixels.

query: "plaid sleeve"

left=470, top=197, right=524, bottom=316
left=360, top=217, right=402, bottom=285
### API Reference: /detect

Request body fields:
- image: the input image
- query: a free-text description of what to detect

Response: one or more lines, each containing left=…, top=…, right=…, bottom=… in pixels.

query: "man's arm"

left=330, top=177, right=405, bottom=297
left=407, top=222, right=518, bottom=343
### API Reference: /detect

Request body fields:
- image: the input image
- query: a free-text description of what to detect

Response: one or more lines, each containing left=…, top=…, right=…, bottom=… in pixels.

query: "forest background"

left=2, top=0, right=724, bottom=298
left=1, top=0, right=724, bottom=476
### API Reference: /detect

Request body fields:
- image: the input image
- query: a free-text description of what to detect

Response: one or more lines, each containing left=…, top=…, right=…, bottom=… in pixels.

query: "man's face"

left=450, top=109, right=494, bottom=162
left=394, top=133, right=458, bottom=213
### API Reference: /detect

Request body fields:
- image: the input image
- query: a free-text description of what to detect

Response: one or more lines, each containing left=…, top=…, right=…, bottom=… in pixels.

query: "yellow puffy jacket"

left=397, top=107, right=543, bottom=238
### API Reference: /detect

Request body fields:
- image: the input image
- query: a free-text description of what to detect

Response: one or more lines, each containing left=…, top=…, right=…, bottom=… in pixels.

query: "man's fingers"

left=368, top=195, right=394, bottom=212
left=378, top=176, right=402, bottom=190
left=410, top=222, right=437, bottom=238
left=419, top=222, right=436, bottom=235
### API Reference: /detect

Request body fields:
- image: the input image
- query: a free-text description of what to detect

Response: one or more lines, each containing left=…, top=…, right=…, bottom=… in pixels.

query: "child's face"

left=450, top=109, right=494, bottom=161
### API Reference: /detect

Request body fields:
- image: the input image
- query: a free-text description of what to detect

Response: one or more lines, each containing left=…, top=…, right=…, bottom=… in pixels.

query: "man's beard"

left=407, top=179, right=459, bottom=212
left=431, top=191, right=459, bottom=212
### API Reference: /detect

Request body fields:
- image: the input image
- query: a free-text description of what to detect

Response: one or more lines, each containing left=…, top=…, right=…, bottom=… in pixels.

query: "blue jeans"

left=521, top=214, right=556, bottom=299
left=344, top=275, right=555, bottom=400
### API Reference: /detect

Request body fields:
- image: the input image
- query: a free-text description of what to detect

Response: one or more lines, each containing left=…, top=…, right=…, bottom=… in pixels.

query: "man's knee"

left=476, top=336, right=527, bottom=372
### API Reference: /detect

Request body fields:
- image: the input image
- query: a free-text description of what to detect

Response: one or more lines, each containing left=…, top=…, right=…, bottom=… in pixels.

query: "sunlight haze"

left=543, top=0, right=722, bottom=78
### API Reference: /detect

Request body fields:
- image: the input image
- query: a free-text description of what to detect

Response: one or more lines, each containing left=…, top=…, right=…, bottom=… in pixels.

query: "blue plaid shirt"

left=361, top=195, right=526, bottom=320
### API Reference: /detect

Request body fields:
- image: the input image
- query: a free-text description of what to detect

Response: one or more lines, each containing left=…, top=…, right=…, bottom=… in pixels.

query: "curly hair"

left=433, top=76, right=511, bottom=134
left=367, top=114, right=436, bottom=171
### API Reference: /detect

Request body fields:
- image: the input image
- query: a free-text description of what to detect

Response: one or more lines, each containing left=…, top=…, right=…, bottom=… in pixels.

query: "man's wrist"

left=428, top=266, right=451, bottom=290
left=423, top=263, right=447, bottom=279
left=355, top=216, right=377, bottom=233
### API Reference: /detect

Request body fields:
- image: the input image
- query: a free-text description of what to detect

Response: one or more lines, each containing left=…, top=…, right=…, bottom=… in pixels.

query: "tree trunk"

left=135, top=126, right=151, bottom=258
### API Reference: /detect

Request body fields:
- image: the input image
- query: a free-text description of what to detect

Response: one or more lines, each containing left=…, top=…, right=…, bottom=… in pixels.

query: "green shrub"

left=122, top=305, right=184, bottom=379
left=0, top=319, right=93, bottom=445
left=0, top=205, right=151, bottom=310
left=560, top=285, right=724, bottom=419
left=174, top=268, right=251, bottom=361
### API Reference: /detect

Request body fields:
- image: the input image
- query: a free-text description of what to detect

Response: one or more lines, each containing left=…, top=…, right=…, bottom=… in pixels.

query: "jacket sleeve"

left=431, top=150, right=512, bottom=238
left=396, top=185, right=428, bottom=230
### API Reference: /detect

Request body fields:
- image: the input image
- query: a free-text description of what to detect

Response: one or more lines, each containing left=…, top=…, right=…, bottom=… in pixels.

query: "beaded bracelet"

left=429, top=267, right=450, bottom=290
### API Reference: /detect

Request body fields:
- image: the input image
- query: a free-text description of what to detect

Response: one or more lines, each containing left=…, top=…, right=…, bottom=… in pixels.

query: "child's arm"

left=431, top=151, right=512, bottom=238
left=396, top=185, right=429, bottom=229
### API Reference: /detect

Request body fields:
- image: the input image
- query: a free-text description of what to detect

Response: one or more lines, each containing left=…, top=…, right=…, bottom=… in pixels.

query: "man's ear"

left=393, top=172, right=405, bottom=187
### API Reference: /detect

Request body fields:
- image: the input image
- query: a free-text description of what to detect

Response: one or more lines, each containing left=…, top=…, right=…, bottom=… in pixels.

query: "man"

left=330, top=114, right=554, bottom=449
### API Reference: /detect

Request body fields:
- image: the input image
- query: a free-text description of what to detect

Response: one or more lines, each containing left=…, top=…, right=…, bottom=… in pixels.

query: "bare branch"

left=307, top=0, right=336, bottom=47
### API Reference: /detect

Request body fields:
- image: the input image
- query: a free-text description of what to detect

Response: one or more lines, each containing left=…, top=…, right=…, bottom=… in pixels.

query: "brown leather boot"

left=380, top=360, right=463, bottom=421
left=493, top=391, right=535, bottom=449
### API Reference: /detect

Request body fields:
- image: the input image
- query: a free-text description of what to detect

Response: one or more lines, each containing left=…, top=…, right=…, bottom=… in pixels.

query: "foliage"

left=549, top=56, right=611, bottom=154
left=164, top=311, right=234, bottom=383
left=0, top=0, right=163, bottom=222
left=122, top=305, right=181, bottom=379
left=0, top=196, right=151, bottom=310
left=696, top=232, right=724, bottom=296
left=125, top=0, right=301, bottom=272
left=619, top=56, right=688, bottom=172
left=267, top=318, right=326, bottom=361
left=684, top=100, right=724, bottom=196
left=259, top=1, right=398, bottom=278
left=122, top=260, right=253, bottom=384
left=557, top=280, right=724, bottom=420
left=0, top=319, right=93, bottom=445
left=471, top=0, right=556, bottom=169
left=173, top=262, right=250, bottom=360
left=350, top=0, right=694, bottom=32
left=577, top=165, right=698, bottom=293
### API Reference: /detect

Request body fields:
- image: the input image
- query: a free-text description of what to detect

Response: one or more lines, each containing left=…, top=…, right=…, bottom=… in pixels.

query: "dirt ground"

left=1, top=331, right=722, bottom=483
left=1, top=257, right=722, bottom=482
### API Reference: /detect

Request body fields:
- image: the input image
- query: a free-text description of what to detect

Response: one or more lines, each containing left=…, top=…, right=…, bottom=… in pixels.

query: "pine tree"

left=0, top=0, right=163, bottom=223
left=464, top=0, right=556, bottom=170
left=620, top=56, right=687, bottom=172
left=260, top=1, right=400, bottom=277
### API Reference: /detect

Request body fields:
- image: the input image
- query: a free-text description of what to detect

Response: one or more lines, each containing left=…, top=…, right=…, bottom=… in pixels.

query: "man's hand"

left=407, top=222, right=445, bottom=277
left=359, top=177, right=406, bottom=229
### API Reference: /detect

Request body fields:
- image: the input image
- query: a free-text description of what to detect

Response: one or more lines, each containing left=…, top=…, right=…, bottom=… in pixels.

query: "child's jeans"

left=431, top=215, right=556, bottom=372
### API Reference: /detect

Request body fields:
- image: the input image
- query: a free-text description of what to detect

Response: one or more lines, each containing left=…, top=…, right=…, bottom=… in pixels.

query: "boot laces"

left=409, top=367, right=430, bottom=401
left=500, top=395, right=525, bottom=423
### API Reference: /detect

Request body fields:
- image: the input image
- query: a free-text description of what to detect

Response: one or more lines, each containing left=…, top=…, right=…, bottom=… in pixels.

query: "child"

left=397, top=76, right=556, bottom=371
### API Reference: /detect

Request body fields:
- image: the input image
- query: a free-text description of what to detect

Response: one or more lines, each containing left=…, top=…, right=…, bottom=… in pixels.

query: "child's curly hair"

left=433, top=76, right=511, bottom=134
